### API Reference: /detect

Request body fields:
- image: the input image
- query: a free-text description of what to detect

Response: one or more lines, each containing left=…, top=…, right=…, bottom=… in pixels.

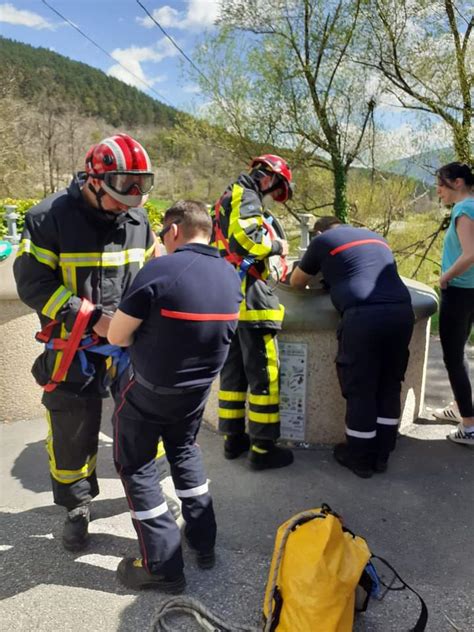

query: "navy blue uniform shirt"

left=299, top=226, right=411, bottom=313
left=119, top=243, right=242, bottom=388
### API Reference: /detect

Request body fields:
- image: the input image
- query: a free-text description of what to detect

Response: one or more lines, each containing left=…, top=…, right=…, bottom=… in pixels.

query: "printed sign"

left=279, top=341, right=307, bottom=441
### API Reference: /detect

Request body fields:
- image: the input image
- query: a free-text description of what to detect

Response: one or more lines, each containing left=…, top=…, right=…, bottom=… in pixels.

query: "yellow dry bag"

left=262, top=505, right=371, bottom=632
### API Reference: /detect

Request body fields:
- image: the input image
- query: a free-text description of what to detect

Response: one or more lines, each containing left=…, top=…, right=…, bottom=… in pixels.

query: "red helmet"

left=85, top=133, right=154, bottom=206
left=250, top=154, right=293, bottom=203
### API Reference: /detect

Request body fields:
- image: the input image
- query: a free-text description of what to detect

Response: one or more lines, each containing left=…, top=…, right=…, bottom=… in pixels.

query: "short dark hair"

left=311, top=216, right=343, bottom=234
left=163, top=200, right=212, bottom=239
left=436, top=162, right=474, bottom=189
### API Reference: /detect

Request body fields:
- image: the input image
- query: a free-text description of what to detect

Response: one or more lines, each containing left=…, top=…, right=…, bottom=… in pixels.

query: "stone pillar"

left=0, top=247, right=42, bottom=423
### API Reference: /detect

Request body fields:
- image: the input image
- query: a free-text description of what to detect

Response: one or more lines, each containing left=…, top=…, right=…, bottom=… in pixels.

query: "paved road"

left=1, top=338, right=473, bottom=631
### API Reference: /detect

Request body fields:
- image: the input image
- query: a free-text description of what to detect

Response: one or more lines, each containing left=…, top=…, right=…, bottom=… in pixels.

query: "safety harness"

left=36, top=298, right=128, bottom=392
left=213, top=196, right=288, bottom=283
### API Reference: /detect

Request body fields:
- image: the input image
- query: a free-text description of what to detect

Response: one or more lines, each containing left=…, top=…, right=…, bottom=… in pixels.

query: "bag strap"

left=371, top=555, right=428, bottom=632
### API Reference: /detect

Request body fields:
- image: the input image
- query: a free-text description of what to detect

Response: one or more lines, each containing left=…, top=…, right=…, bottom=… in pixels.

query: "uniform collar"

left=69, top=174, right=142, bottom=226
left=236, top=173, right=262, bottom=199
left=175, top=243, right=221, bottom=257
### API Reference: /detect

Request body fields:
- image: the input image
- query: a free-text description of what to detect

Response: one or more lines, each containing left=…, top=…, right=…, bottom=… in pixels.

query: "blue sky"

left=0, top=0, right=218, bottom=111
left=0, top=1, right=453, bottom=160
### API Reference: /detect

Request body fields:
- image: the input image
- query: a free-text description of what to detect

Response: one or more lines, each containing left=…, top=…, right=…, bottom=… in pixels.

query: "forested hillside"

left=0, top=37, right=178, bottom=128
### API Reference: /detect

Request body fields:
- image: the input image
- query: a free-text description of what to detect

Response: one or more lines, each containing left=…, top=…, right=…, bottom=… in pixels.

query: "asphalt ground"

left=1, top=337, right=473, bottom=631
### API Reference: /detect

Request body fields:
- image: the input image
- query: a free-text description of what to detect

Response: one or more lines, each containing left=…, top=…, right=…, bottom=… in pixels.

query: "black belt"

left=132, top=368, right=206, bottom=395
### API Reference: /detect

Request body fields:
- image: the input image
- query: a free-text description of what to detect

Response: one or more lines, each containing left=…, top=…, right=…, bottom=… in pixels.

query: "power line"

left=40, top=0, right=174, bottom=107
left=136, top=0, right=213, bottom=90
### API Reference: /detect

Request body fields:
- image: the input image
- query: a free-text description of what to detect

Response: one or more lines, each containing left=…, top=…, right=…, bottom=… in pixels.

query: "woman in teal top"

left=434, top=162, right=474, bottom=445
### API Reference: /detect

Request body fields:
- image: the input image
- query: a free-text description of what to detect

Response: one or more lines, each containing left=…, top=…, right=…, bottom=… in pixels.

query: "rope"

left=150, top=596, right=261, bottom=632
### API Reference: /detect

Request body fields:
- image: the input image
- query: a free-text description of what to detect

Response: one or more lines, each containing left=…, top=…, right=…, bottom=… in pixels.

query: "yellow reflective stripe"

left=219, top=391, right=247, bottom=402
left=248, top=411, right=280, bottom=423
left=46, top=411, right=97, bottom=483
left=219, top=408, right=246, bottom=419
left=239, top=217, right=261, bottom=230
left=249, top=393, right=279, bottom=405
left=264, top=333, right=279, bottom=397
left=251, top=445, right=268, bottom=454
left=239, top=307, right=285, bottom=322
left=17, top=238, right=58, bottom=269
left=59, top=248, right=146, bottom=267
left=41, top=285, right=73, bottom=319
left=155, top=440, right=166, bottom=459
left=145, top=242, right=156, bottom=262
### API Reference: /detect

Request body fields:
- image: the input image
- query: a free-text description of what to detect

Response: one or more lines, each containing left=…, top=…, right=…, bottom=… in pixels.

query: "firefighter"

left=290, top=216, right=415, bottom=478
left=212, top=155, right=294, bottom=470
left=108, top=200, right=242, bottom=592
left=14, top=133, right=157, bottom=551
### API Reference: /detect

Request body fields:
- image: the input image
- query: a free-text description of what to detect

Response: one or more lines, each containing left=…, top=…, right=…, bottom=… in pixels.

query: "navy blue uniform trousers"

left=113, top=373, right=216, bottom=576
left=336, top=303, right=414, bottom=458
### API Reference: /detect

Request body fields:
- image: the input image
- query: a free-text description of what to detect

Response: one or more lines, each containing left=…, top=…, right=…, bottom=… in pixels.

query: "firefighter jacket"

left=212, top=174, right=285, bottom=330
left=13, top=175, right=155, bottom=396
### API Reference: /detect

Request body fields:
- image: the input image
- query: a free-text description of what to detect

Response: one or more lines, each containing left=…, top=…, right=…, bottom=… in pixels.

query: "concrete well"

left=203, top=279, right=438, bottom=444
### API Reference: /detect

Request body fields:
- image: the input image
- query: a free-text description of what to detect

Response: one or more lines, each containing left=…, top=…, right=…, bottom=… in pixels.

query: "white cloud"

left=182, top=83, right=201, bottom=94
left=0, top=2, right=54, bottom=29
left=375, top=120, right=452, bottom=162
left=137, top=0, right=221, bottom=30
left=107, top=38, right=178, bottom=89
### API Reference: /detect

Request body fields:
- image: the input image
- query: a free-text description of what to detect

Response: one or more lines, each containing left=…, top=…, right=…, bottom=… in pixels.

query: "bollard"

left=4, top=205, right=20, bottom=246
left=298, top=214, right=314, bottom=257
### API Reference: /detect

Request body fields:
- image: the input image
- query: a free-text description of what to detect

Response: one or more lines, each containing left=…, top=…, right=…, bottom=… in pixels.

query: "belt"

left=132, top=368, right=205, bottom=395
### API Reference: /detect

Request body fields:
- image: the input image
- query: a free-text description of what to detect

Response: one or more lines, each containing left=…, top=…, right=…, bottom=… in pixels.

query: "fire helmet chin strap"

left=88, top=181, right=107, bottom=211
left=253, top=168, right=283, bottom=198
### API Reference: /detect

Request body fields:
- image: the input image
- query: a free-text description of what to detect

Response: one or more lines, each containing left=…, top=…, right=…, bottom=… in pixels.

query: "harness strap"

left=43, top=299, right=96, bottom=392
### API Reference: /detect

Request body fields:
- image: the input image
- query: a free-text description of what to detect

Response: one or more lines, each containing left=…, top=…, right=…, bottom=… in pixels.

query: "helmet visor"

left=103, top=172, right=154, bottom=196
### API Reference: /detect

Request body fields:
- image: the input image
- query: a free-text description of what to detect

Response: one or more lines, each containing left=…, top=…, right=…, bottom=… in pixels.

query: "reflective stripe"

left=59, top=248, right=146, bottom=267
left=264, top=333, right=279, bottom=397
left=239, top=307, right=285, bottom=322
left=175, top=482, right=209, bottom=498
left=131, top=501, right=169, bottom=521
left=161, top=308, right=239, bottom=321
left=145, top=243, right=155, bottom=262
left=156, top=440, right=166, bottom=459
left=42, top=285, right=73, bottom=319
left=103, top=137, right=126, bottom=170
left=330, top=239, right=391, bottom=256
left=46, top=411, right=98, bottom=483
left=248, top=411, right=280, bottom=423
left=249, top=393, right=279, bottom=405
left=251, top=445, right=267, bottom=454
left=17, top=238, right=58, bottom=269
left=229, top=184, right=271, bottom=259
left=345, top=427, right=377, bottom=439
left=219, top=391, right=247, bottom=402
left=376, top=417, right=399, bottom=426
left=219, top=408, right=245, bottom=419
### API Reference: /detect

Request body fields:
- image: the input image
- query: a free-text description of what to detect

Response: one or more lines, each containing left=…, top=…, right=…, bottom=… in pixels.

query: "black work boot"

left=333, top=443, right=373, bottom=479
left=184, top=532, right=216, bottom=569
left=373, top=453, right=389, bottom=473
left=62, top=504, right=91, bottom=552
left=224, top=433, right=250, bottom=460
left=117, top=558, right=186, bottom=592
left=248, top=443, right=294, bottom=471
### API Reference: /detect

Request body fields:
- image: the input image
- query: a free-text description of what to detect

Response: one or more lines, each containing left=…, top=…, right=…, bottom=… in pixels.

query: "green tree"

left=191, top=0, right=378, bottom=221
left=361, top=0, right=472, bottom=165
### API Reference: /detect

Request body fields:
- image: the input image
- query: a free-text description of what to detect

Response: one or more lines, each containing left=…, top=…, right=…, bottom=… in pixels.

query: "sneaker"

left=433, top=403, right=462, bottom=423
left=62, top=504, right=90, bottom=552
left=248, top=444, right=294, bottom=471
left=224, top=433, right=250, bottom=460
left=116, top=558, right=186, bottom=592
left=447, top=424, right=474, bottom=446
left=333, top=443, right=373, bottom=479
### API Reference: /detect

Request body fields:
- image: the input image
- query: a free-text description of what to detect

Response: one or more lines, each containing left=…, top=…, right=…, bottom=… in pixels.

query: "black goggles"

left=95, top=171, right=154, bottom=195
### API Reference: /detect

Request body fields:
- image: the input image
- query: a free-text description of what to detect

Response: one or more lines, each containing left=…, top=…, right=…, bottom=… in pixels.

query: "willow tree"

left=361, top=0, right=472, bottom=165
left=192, top=0, right=378, bottom=222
